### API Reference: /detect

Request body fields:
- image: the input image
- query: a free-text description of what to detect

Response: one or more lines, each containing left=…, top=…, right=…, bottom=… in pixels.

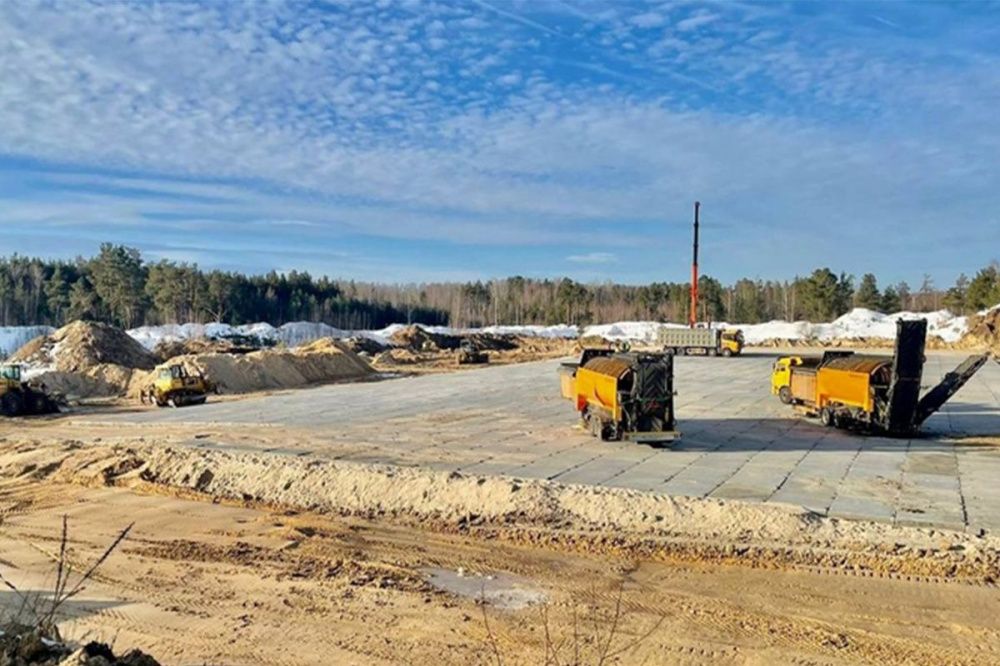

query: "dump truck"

left=658, top=327, right=743, bottom=357
left=771, top=319, right=989, bottom=436
left=560, top=350, right=677, bottom=443
left=0, top=364, right=60, bottom=417
left=141, top=363, right=216, bottom=408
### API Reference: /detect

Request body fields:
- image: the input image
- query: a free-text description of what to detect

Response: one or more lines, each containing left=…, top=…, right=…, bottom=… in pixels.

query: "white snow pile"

left=127, top=321, right=355, bottom=350
left=582, top=321, right=686, bottom=344
left=0, top=325, right=54, bottom=358
left=737, top=308, right=968, bottom=344
left=582, top=308, right=970, bottom=345
left=126, top=321, right=580, bottom=350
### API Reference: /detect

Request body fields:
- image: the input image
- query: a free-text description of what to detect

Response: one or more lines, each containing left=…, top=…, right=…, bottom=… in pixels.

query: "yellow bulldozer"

left=0, top=364, right=60, bottom=417
left=141, top=363, right=216, bottom=408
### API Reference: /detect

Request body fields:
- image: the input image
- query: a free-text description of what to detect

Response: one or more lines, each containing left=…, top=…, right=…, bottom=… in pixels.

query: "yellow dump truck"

left=771, top=320, right=988, bottom=436
left=559, top=349, right=677, bottom=443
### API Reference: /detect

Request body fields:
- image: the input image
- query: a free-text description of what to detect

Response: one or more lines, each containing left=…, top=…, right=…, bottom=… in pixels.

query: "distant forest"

left=0, top=244, right=998, bottom=329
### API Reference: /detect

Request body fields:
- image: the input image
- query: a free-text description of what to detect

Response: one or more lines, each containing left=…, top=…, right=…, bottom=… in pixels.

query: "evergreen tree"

left=943, top=274, right=969, bottom=314
left=855, top=274, right=881, bottom=310
left=966, top=264, right=1000, bottom=311
left=880, top=285, right=901, bottom=313
left=90, top=244, right=146, bottom=327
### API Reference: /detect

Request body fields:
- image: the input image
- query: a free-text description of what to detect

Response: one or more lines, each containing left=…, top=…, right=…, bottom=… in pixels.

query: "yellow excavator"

left=0, top=364, right=60, bottom=417
left=141, top=364, right=216, bottom=408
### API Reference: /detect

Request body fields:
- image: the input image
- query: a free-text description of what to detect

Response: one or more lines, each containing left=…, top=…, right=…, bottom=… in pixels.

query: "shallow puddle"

left=422, top=566, right=547, bottom=610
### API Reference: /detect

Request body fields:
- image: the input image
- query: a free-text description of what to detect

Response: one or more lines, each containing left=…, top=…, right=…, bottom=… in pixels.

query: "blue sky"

left=1, top=0, right=998, bottom=286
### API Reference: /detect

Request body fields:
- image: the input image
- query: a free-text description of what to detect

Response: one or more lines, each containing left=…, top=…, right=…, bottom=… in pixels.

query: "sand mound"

left=960, top=308, right=1000, bottom=354
left=389, top=325, right=461, bottom=351
left=11, top=321, right=157, bottom=373
left=10, top=321, right=159, bottom=400
left=130, top=337, right=373, bottom=396
left=153, top=337, right=260, bottom=360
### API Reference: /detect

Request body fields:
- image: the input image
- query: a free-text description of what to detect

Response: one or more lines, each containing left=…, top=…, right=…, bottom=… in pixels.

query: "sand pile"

left=10, top=321, right=159, bottom=400
left=11, top=321, right=157, bottom=372
left=341, top=336, right=390, bottom=356
left=15, top=440, right=998, bottom=583
left=389, top=325, right=461, bottom=351
left=130, top=337, right=373, bottom=396
left=960, top=308, right=1000, bottom=354
left=153, top=337, right=260, bottom=361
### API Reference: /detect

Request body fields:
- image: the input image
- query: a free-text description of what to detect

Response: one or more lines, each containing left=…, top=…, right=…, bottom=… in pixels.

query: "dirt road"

left=1, top=475, right=998, bottom=666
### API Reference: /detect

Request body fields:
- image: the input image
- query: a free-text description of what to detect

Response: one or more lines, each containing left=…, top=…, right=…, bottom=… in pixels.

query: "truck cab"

left=771, top=356, right=803, bottom=403
left=720, top=329, right=744, bottom=356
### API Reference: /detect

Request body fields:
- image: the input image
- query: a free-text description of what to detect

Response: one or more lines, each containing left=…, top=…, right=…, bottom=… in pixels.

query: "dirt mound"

left=9, top=322, right=159, bottom=400
left=130, top=337, right=373, bottom=396
left=389, top=325, right=461, bottom=351
left=960, top=308, right=1000, bottom=354
left=341, top=336, right=389, bottom=355
left=11, top=321, right=157, bottom=373
left=466, top=333, right=518, bottom=351
left=153, top=337, right=260, bottom=361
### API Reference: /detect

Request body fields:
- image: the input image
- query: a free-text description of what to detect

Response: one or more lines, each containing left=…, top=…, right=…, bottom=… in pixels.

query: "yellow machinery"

left=141, top=364, right=216, bottom=408
left=455, top=339, right=488, bottom=365
left=560, top=350, right=677, bottom=443
left=771, top=320, right=988, bottom=435
left=0, top=364, right=59, bottom=417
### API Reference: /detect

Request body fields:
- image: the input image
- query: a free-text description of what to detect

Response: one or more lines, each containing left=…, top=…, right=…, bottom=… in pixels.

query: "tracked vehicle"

left=0, top=364, right=60, bottom=417
left=772, top=320, right=989, bottom=436
left=141, top=364, right=216, bottom=408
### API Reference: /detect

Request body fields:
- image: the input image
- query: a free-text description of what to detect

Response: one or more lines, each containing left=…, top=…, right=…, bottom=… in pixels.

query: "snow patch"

left=0, top=326, right=54, bottom=358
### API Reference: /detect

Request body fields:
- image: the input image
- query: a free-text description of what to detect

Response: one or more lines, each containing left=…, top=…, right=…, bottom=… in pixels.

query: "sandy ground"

left=1, top=346, right=998, bottom=664
left=2, top=472, right=999, bottom=666
left=0, top=425, right=998, bottom=665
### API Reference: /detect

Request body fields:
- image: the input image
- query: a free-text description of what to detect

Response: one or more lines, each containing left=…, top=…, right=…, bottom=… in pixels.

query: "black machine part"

left=915, top=354, right=990, bottom=426
left=883, top=319, right=928, bottom=435
left=617, top=352, right=675, bottom=435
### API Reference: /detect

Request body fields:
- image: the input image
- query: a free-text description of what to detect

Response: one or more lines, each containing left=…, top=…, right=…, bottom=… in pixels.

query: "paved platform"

left=94, top=350, right=1000, bottom=532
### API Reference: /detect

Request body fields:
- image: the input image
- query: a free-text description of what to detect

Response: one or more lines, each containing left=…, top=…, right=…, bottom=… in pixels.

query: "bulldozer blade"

left=915, top=354, right=990, bottom=425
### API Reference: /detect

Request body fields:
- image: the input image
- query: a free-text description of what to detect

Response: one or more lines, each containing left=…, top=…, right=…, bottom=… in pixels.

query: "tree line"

left=0, top=245, right=997, bottom=329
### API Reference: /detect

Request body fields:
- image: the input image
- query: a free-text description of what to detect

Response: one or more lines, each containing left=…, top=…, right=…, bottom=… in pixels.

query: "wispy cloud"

left=0, top=1, right=997, bottom=284
left=567, top=252, right=617, bottom=264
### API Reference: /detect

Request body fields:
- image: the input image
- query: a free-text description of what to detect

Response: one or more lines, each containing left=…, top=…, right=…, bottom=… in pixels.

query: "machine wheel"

left=599, top=421, right=618, bottom=441
left=24, top=391, right=48, bottom=415
left=676, top=347, right=687, bottom=356
left=778, top=386, right=792, bottom=404
left=1, top=392, right=24, bottom=417
left=663, top=347, right=675, bottom=356
left=819, top=408, right=834, bottom=427
left=708, top=348, right=717, bottom=357
left=722, top=348, right=733, bottom=358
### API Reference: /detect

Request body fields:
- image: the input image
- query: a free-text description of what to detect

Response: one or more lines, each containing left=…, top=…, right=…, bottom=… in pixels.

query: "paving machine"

left=771, top=320, right=989, bottom=436
left=141, top=363, right=216, bottom=408
left=0, top=364, right=60, bottom=417
left=561, top=350, right=677, bottom=443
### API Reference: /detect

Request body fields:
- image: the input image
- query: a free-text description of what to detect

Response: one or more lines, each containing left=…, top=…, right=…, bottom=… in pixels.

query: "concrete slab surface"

left=91, top=351, right=1000, bottom=532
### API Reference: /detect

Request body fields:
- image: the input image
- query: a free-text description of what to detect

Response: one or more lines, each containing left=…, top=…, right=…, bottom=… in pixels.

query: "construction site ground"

left=80, top=349, right=1000, bottom=533
left=2, top=347, right=1000, bottom=664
